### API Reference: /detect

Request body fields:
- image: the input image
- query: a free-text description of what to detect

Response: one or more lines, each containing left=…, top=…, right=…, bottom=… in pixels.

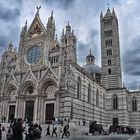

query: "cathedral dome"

left=83, top=49, right=101, bottom=75
left=83, top=63, right=101, bottom=75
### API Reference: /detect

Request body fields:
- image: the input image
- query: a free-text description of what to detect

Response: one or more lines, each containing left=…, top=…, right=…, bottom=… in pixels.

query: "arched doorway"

left=8, top=88, right=17, bottom=123
left=43, top=81, right=57, bottom=124
left=24, top=86, right=35, bottom=122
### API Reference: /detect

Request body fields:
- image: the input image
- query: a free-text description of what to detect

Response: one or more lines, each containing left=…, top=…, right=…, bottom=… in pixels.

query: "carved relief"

left=7, top=52, right=17, bottom=63
left=9, top=89, right=17, bottom=101
left=29, top=23, right=42, bottom=38
left=65, top=65, right=75, bottom=89
left=45, top=84, right=56, bottom=99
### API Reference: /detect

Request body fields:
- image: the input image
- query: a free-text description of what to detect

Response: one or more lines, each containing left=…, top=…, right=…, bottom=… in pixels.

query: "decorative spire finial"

left=107, top=1, right=110, bottom=9
left=100, top=11, right=103, bottom=18
left=9, top=41, right=13, bottom=47
left=25, top=20, right=27, bottom=26
left=72, top=29, right=74, bottom=35
left=89, top=48, right=91, bottom=54
left=62, top=28, right=64, bottom=36
left=36, top=6, right=41, bottom=16
left=8, top=41, right=13, bottom=51
left=24, top=20, right=27, bottom=30
left=51, top=10, right=53, bottom=17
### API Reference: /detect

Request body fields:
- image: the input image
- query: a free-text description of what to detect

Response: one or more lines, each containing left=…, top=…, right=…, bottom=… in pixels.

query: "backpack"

left=34, top=128, right=41, bottom=139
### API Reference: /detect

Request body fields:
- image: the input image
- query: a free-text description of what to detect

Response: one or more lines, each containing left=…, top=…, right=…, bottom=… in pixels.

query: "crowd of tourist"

left=45, top=123, right=70, bottom=138
left=0, top=118, right=139, bottom=140
left=0, top=118, right=42, bottom=140
left=0, top=117, right=71, bottom=140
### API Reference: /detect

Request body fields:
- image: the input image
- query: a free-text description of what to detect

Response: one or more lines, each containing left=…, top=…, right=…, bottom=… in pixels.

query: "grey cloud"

left=77, top=28, right=99, bottom=65
left=0, top=35, right=9, bottom=47
left=0, top=0, right=21, bottom=49
left=123, top=37, right=140, bottom=76
left=0, top=6, right=20, bottom=22
left=44, top=0, right=75, bottom=9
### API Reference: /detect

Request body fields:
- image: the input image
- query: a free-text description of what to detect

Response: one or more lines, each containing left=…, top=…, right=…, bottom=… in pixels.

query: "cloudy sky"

left=0, top=0, right=140, bottom=90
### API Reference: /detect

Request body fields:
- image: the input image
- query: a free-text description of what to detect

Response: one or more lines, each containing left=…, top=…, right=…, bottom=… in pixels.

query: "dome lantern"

left=86, top=49, right=95, bottom=64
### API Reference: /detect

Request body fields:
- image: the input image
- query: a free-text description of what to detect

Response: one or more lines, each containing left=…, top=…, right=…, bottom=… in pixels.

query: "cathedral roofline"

left=101, top=8, right=117, bottom=19
left=74, top=63, right=102, bottom=87
left=107, top=87, right=127, bottom=91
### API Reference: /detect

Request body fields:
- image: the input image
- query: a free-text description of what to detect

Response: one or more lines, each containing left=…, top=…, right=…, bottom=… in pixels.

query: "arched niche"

left=40, top=80, right=57, bottom=98
left=9, top=88, right=17, bottom=101
left=19, top=81, right=36, bottom=95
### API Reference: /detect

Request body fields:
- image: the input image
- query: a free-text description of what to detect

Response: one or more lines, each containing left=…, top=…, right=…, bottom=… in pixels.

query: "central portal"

left=45, top=103, right=54, bottom=124
left=25, top=101, right=34, bottom=122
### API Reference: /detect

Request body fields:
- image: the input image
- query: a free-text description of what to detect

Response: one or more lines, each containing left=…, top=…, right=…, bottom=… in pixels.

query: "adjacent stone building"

left=0, top=7, right=140, bottom=129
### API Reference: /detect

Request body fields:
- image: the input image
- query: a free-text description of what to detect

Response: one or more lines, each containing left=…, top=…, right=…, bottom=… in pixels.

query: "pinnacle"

left=51, top=10, right=53, bottom=18
left=9, top=41, right=13, bottom=47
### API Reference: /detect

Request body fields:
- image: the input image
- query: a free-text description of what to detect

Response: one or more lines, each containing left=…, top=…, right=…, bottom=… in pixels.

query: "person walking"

left=33, top=124, right=41, bottom=140
left=46, top=125, right=50, bottom=136
left=59, top=124, right=63, bottom=135
left=28, top=123, right=34, bottom=140
left=7, top=124, right=13, bottom=140
left=25, top=124, right=30, bottom=140
left=66, top=124, right=70, bottom=137
left=51, top=124, right=57, bottom=137
left=62, top=124, right=68, bottom=138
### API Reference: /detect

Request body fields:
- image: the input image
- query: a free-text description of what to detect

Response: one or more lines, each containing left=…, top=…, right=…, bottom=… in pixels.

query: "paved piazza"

left=2, top=133, right=140, bottom=140
left=1, top=123, right=140, bottom=140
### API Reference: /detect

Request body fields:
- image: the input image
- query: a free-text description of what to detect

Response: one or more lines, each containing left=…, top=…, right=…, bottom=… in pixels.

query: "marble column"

left=55, top=93, right=60, bottom=117
left=34, top=97, right=38, bottom=123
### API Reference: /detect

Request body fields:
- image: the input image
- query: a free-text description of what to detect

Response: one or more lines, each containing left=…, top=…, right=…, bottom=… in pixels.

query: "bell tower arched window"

left=88, top=84, right=91, bottom=103
left=103, top=93, right=105, bottom=108
left=132, top=97, right=137, bottom=112
left=113, top=94, right=118, bottom=110
left=77, top=77, right=81, bottom=99
left=96, top=89, right=99, bottom=106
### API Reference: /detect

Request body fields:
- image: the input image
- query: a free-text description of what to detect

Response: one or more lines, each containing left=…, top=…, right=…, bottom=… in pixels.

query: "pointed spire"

left=107, top=8, right=111, bottom=13
left=104, top=7, right=111, bottom=17
left=89, top=48, right=92, bottom=55
left=66, top=21, right=71, bottom=33
left=112, top=8, right=116, bottom=16
left=51, top=10, right=53, bottom=18
left=72, top=29, right=74, bottom=36
left=68, top=21, right=70, bottom=26
left=66, top=21, right=71, bottom=28
left=24, top=20, right=27, bottom=31
left=62, top=28, right=64, bottom=36
left=100, top=11, right=103, bottom=18
left=7, top=41, right=13, bottom=52
left=25, top=20, right=27, bottom=26
left=9, top=41, right=13, bottom=48
left=100, top=11, right=103, bottom=19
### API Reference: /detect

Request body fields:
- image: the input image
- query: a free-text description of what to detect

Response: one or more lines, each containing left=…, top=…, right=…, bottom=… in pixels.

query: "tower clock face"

left=27, top=45, right=41, bottom=64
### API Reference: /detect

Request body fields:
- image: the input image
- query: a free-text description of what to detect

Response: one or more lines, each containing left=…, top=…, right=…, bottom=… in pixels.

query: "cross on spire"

left=89, top=48, right=92, bottom=54
left=107, top=1, right=110, bottom=9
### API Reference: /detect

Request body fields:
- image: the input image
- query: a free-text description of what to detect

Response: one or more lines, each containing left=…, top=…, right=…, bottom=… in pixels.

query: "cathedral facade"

left=0, top=7, right=140, bottom=129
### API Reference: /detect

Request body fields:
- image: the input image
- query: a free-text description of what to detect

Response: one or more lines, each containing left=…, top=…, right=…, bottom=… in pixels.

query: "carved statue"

left=36, top=6, right=41, bottom=15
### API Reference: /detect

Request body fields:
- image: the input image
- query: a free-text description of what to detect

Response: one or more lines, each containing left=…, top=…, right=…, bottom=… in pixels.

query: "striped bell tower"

left=100, top=8, right=122, bottom=89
